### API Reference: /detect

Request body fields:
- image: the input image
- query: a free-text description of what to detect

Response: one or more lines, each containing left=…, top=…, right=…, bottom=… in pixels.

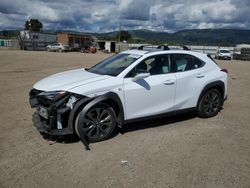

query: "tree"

left=25, top=19, right=43, bottom=31
left=2, top=30, right=9, bottom=38
left=116, top=30, right=132, bottom=42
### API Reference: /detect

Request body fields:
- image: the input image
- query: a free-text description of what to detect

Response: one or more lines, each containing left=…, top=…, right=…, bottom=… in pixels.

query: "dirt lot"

left=0, top=50, right=250, bottom=188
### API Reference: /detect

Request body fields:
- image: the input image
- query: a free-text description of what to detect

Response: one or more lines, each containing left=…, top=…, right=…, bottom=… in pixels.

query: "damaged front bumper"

left=29, top=89, right=81, bottom=136
left=32, top=112, right=73, bottom=135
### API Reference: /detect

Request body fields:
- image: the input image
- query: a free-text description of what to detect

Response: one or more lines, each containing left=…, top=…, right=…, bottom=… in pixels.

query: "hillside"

left=94, top=29, right=250, bottom=46
left=1, top=29, right=250, bottom=46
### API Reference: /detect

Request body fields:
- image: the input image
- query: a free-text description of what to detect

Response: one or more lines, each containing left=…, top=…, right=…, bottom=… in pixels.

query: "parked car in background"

left=47, top=43, right=69, bottom=52
left=29, top=46, right=228, bottom=145
left=215, top=49, right=232, bottom=60
left=80, top=46, right=97, bottom=53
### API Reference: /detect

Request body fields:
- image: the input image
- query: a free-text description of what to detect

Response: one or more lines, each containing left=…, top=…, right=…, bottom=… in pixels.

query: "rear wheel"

left=197, top=89, right=222, bottom=118
left=75, top=103, right=116, bottom=142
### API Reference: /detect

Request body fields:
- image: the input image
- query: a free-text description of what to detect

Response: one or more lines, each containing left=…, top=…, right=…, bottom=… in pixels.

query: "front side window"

left=126, top=54, right=170, bottom=77
left=170, top=54, right=205, bottom=72
left=87, top=53, right=141, bottom=76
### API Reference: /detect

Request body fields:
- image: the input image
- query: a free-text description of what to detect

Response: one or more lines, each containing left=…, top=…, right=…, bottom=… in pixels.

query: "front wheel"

left=75, top=103, right=116, bottom=142
left=197, top=89, right=222, bottom=118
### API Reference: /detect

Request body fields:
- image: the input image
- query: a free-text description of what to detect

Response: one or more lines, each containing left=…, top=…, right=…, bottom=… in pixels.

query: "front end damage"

left=29, top=89, right=124, bottom=150
left=29, top=89, right=83, bottom=136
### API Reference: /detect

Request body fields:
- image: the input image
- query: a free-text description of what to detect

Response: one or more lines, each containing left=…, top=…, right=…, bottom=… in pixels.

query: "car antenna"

left=183, top=45, right=190, bottom=50
left=137, top=45, right=144, bottom=50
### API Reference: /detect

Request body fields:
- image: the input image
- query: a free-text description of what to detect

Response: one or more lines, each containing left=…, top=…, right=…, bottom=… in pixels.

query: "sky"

left=0, top=0, right=250, bottom=33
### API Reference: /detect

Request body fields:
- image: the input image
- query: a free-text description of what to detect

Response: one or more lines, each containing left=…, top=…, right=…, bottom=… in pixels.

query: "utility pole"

left=118, top=23, right=121, bottom=52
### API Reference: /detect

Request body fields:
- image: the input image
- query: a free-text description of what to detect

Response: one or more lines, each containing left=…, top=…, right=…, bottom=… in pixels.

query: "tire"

left=75, top=103, right=116, bottom=142
left=197, top=89, right=222, bottom=118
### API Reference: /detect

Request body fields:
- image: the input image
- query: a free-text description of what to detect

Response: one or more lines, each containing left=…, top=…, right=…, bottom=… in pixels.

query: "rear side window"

left=207, top=54, right=217, bottom=64
left=170, top=54, right=205, bottom=72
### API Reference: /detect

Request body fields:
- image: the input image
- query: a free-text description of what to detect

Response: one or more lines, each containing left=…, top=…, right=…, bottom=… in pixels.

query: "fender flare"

left=197, top=80, right=225, bottom=107
left=67, top=97, right=92, bottom=133
left=80, top=92, right=124, bottom=126
left=74, top=92, right=124, bottom=150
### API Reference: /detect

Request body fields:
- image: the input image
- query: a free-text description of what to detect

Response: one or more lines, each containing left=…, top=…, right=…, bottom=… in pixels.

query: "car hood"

left=33, top=68, right=110, bottom=91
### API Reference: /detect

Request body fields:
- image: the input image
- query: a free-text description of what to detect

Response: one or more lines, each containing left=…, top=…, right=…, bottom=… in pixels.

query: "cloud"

left=118, top=0, right=152, bottom=20
left=0, top=0, right=249, bottom=32
left=151, top=0, right=250, bottom=32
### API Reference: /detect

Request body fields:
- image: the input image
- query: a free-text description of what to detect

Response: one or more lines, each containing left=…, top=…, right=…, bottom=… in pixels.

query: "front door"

left=123, top=54, right=176, bottom=120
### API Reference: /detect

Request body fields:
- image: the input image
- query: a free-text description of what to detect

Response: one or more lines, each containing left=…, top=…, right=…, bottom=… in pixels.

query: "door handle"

left=196, top=74, right=205, bottom=78
left=163, top=79, right=175, bottom=85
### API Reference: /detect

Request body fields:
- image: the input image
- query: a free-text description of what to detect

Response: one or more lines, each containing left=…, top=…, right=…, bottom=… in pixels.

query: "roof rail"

left=157, top=45, right=170, bottom=50
left=137, top=45, right=146, bottom=50
left=137, top=45, right=191, bottom=52
left=137, top=45, right=170, bottom=51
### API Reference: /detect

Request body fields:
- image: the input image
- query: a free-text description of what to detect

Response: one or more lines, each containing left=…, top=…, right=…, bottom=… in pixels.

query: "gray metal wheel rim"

left=204, top=91, right=220, bottom=114
left=82, top=107, right=113, bottom=139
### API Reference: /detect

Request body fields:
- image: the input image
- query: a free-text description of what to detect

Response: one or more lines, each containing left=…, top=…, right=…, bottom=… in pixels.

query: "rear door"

left=170, top=53, right=207, bottom=109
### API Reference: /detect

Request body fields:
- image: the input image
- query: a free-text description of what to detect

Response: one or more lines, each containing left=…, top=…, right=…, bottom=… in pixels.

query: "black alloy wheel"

left=197, top=89, right=222, bottom=118
left=75, top=104, right=116, bottom=142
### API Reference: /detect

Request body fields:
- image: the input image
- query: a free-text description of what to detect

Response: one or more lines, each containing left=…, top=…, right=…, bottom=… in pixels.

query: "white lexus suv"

left=29, top=46, right=228, bottom=148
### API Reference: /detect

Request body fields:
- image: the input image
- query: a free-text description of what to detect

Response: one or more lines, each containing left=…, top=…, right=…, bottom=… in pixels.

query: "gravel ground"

left=0, top=50, right=250, bottom=188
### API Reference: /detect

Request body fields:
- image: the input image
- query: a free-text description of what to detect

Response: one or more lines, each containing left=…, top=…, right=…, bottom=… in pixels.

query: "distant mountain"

left=172, top=29, right=250, bottom=46
left=93, top=29, right=250, bottom=46
left=0, top=30, right=20, bottom=38
left=1, top=29, right=250, bottom=46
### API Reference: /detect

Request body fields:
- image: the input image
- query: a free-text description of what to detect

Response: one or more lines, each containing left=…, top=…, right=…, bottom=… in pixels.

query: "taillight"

left=221, top=69, right=228, bottom=74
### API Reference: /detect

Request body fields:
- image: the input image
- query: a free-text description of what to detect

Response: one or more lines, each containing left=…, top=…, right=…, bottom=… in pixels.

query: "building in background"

left=97, top=40, right=116, bottom=53
left=0, top=39, right=20, bottom=50
left=19, top=30, right=56, bottom=50
left=0, top=30, right=20, bottom=50
left=57, top=32, right=96, bottom=51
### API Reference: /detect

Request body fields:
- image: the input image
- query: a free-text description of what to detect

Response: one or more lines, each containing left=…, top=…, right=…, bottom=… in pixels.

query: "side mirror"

left=132, top=72, right=150, bottom=81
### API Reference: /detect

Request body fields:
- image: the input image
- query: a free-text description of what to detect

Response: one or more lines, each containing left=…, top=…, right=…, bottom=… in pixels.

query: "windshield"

left=87, top=53, right=141, bottom=76
left=219, top=50, right=230, bottom=53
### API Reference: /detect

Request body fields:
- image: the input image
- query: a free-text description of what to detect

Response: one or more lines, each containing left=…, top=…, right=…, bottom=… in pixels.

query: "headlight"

left=38, top=91, right=68, bottom=101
